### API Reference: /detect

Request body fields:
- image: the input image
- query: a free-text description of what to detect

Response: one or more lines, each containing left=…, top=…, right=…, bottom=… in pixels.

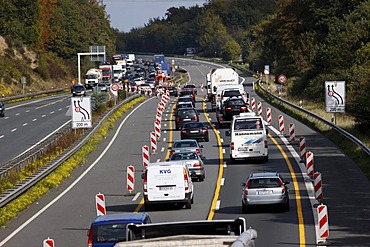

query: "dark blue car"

left=87, top=212, right=151, bottom=247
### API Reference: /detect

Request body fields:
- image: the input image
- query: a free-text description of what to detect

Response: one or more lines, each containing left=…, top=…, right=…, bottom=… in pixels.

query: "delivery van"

left=228, top=112, right=269, bottom=163
left=142, top=161, right=194, bottom=210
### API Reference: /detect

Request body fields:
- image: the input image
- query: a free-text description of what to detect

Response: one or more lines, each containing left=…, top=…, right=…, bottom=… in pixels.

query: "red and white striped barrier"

left=156, top=112, right=162, bottom=125
left=150, top=131, right=157, bottom=154
left=95, top=193, right=106, bottom=216
left=299, top=136, right=306, bottom=162
left=127, top=165, right=135, bottom=192
left=314, top=172, right=323, bottom=201
left=266, top=107, right=272, bottom=124
left=142, top=145, right=149, bottom=167
left=306, top=151, right=314, bottom=177
left=317, top=204, right=329, bottom=239
left=251, top=97, right=256, bottom=111
left=278, top=115, right=285, bottom=134
left=43, top=238, right=54, bottom=247
left=257, top=101, right=262, bottom=116
left=200, top=83, right=204, bottom=92
left=154, top=121, right=161, bottom=140
left=289, top=123, right=295, bottom=142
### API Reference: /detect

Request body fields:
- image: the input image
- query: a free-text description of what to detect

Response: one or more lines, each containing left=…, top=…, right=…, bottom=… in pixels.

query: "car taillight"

left=171, top=150, right=176, bottom=155
left=183, top=168, right=189, bottom=190
left=193, top=162, right=201, bottom=167
left=143, top=170, right=148, bottom=192
left=181, top=130, right=188, bottom=134
left=87, top=226, right=93, bottom=247
left=196, top=149, right=201, bottom=154
left=282, top=188, right=285, bottom=194
left=194, top=115, right=199, bottom=121
left=231, top=142, right=234, bottom=150
left=264, top=140, right=268, bottom=148
left=176, top=117, right=180, bottom=122
left=240, top=106, right=247, bottom=111
left=202, top=128, right=207, bottom=133
left=226, top=107, right=232, bottom=112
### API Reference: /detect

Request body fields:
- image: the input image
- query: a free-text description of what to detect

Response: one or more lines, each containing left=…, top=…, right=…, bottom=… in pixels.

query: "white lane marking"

left=22, top=123, right=28, bottom=126
left=25, top=110, right=30, bottom=113
left=4, top=117, right=9, bottom=119
left=132, top=192, right=141, bottom=201
left=50, top=111, right=55, bottom=114
left=58, top=108, right=62, bottom=111
left=33, top=119, right=37, bottom=122
left=215, top=200, right=221, bottom=210
left=164, top=124, right=167, bottom=127
left=156, top=159, right=160, bottom=162
left=0, top=135, right=4, bottom=139
left=163, top=130, right=167, bottom=134
left=161, top=147, right=165, bottom=152
left=209, top=118, right=212, bottom=121
left=217, top=130, right=220, bottom=134
left=42, top=115, right=46, bottom=118
left=15, top=113, right=20, bottom=116
left=163, top=137, right=166, bottom=142
left=220, top=138, right=224, bottom=143
left=165, top=118, right=168, bottom=121
left=0, top=98, right=152, bottom=246
left=222, top=149, right=225, bottom=154
left=223, top=162, right=227, bottom=168
left=221, top=178, right=225, bottom=186
left=11, top=128, right=17, bottom=132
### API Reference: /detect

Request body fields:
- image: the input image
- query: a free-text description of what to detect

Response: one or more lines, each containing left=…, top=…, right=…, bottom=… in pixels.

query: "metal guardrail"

left=258, top=80, right=370, bottom=156
left=0, top=94, right=141, bottom=208
left=1, top=87, right=69, bottom=102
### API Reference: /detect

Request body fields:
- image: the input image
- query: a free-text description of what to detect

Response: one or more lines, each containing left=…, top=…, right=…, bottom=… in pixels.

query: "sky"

left=104, top=0, right=207, bottom=32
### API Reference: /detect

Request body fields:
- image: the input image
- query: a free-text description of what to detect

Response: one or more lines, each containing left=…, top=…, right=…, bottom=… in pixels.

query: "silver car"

left=168, top=151, right=206, bottom=181
left=241, top=172, right=290, bottom=213
left=171, top=139, right=203, bottom=156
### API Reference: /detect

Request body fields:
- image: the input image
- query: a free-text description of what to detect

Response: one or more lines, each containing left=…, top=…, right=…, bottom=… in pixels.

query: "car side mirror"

left=266, top=128, right=269, bottom=135
left=201, top=156, right=206, bottom=160
left=225, top=130, right=230, bottom=136
left=284, top=181, right=290, bottom=185
left=241, top=182, right=246, bottom=186
left=199, top=145, right=204, bottom=148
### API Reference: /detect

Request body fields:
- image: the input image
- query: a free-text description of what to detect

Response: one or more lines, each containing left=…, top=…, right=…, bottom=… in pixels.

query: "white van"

left=228, top=112, right=269, bottom=163
left=142, top=161, right=194, bottom=210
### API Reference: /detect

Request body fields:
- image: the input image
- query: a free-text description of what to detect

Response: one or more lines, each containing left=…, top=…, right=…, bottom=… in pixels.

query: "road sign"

left=276, top=85, right=282, bottom=90
left=110, top=83, right=119, bottom=97
left=264, top=65, right=270, bottom=75
left=278, top=74, right=287, bottom=84
left=325, top=81, right=345, bottom=113
left=71, top=97, right=92, bottom=129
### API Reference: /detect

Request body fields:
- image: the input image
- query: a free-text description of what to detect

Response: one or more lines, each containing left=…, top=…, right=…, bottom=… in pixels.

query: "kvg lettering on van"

left=159, top=169, right=172, bottom=174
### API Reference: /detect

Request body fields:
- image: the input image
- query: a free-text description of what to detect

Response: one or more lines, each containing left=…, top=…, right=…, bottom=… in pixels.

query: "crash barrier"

left=257, top=80, right=370, bottom=157
left=95, top=193, right=106, bottom=216
left=0, top=94, right=141, bottom=208
left=266, top=107, right=272, bottom=124
left=127, top=165, right=135, bottom=193
left=142, top=145, right=149, bottom=167
left=43, top=238, right=54, bottom=247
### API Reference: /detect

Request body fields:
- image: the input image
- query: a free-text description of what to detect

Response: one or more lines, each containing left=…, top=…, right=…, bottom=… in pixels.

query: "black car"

left=168, top=86, right=178, bottom=97
left=175, top=108, right=199, bottom=130
left=183, top=84, right=197, bottom=95
left=181, top=122, right=209, bottom=142
left=179, top=89, right=195, bottom=102
left=71, top=84, right=87, bottom=96
left=0, top=101, right=5, bottom=117
left=174, top=102, right=194, bottom=116
left=222, top=97, right=248, bottom=121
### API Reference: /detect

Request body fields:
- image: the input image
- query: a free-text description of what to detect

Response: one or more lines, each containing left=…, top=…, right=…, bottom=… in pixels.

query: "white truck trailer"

left=209, top=68, right=239, bottom=110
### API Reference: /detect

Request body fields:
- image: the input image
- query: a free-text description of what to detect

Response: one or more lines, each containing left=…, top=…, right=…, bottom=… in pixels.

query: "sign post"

left=325, top=81, right=345, bottom=125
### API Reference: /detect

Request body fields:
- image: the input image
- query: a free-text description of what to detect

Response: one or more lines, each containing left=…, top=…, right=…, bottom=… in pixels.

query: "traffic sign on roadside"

left=278, top=74, right=287, bottom=84
left=71, top=97, right=92, bottom=129
left=110, top=83, right=119, bottom=97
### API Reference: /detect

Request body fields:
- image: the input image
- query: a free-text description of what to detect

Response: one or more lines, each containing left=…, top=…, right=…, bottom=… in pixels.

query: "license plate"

left=159, top=186, right=174, bottom=191
left=183, top=118, right=191, bottom=121
left=190, top=130, right=199, bottom=133
left=257, top=190, right=272, bottom=195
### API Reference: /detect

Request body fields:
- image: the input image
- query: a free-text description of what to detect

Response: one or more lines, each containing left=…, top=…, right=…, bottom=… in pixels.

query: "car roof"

left=91, top=212, right=149, bottom=226
left=249, top=172, right=280, bottom=179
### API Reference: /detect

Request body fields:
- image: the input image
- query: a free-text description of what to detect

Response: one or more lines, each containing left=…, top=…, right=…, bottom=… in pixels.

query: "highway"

left=0, top=58, right=369, bottom=246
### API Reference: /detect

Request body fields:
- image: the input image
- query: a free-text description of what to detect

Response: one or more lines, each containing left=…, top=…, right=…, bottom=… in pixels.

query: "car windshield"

left=224, top=90, right=240, bottom=97
left=234, top=118, right=262, bottom=130
left=93, top=224, right=127, bottom=243
left=173, top=141, right=197, bottom=148
left=248, top=178, right=281, bottom=189
left=227, top=99, right=245, bottom=106
left=73, top=85, right=84, bottom=90
left=170, top=152, right=199, bottom=160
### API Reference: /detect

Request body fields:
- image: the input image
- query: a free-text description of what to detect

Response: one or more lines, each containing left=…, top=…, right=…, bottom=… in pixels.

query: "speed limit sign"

left=278, top=74, right=287, bottom=84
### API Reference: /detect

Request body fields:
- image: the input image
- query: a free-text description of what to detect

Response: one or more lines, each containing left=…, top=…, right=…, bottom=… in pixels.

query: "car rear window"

left=173, top=141, right=197, bottom=148
left=170, top=152, right=198, bottom=160
left=248, top=178, right=281, bottom=188
left=234, top=118, right=263, bottom=130
left=92, top=223, right=127, bottom=243
left=223, top=90, right=240, bottom=97
left=180, top=90, right=193, bottom=96
left=227, top=99, right=245, bottom=106
left=178, top=109, right=197, bottom=117
left=184, top=122, right=203, bottom=128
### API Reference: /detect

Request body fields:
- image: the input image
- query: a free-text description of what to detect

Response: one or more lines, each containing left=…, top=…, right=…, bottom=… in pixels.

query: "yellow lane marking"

left=35, top=97, right=68, bottom=109
left=134, top=100, right=176, bottom=213
left=203, top=100, right=224, bottom=220
left=269, top=133, right=306, bottom=246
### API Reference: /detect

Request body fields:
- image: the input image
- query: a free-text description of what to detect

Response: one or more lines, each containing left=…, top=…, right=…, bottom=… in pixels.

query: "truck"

left=112, top=64, right=123, bottom=82
left=99, top=65, right=113, bottom=85
left=116, top=59, right=127, bottom=74
left=209, top=68, right=239, bottom=110
left=84, top=68, right=102, bottom=89
left=126, top=53, right=135, bottom=68
left=154, top=54, right=165, bottom=67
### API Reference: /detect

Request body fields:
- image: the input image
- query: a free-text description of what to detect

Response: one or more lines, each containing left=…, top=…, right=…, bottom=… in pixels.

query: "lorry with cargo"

left=99, top=65, right=113, bottom=85
left=209, top=68, right=239, bottom=110
left=112, top=65, right=123, bottom=82
left=84, top=68, right=102, bottom=89
left=126, top=54, right=135, bottom=68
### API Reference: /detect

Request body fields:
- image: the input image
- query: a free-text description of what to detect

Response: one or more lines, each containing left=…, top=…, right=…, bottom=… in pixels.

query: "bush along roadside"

left=255, top=83, right=370, bottom=180
left=0, top=96, right=146, bottom=227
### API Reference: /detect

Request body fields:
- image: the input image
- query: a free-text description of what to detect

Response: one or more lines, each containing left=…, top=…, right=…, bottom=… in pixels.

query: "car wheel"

left=282, top=200, right=290, bottom=212
left=185, top=198, right=192, bottom=209
left=242, top=203, right=248, bottom=214
left=230, top=155, right=235, bottom=164
left=144, top=203, right=152, bottom=211
left=263, top=155, right=269, bottom=162
left=199, top=176, right=204, bottom=182
left=191, top=195, right=194, bottom=204
left=205, top=137, right=209, bottom=142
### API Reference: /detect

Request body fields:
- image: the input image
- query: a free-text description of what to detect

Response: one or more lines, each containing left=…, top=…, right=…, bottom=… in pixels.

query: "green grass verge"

left=0, top=96, right=146, bottom=227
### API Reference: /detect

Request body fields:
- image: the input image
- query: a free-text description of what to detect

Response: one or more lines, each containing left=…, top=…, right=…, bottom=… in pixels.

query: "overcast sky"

left=104, top=0, right=207, bottom=32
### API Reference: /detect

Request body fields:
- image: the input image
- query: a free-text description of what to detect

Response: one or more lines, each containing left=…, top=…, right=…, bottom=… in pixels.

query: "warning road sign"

left=325, top=81, right=345, bottom=113
left=278, top=74, right=287, bottom=84
left=71, top=97, right=92, bottom=129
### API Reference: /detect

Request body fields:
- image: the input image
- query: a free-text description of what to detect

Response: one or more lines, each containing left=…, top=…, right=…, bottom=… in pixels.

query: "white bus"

left=228, top=113, right=268, bottom=163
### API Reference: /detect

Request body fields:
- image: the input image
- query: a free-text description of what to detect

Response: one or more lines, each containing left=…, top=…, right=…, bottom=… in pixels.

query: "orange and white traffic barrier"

left=154, top=120, right=161, bottom=140
left=95, top=193, right=106, bottom=216
left=251, top=97, right=256, bottom=111
left=257, top=101, right=263, bottom=116
left=127, top=165, right=135, bottom=193
left=200, top=82, right=204, bottom=92
left=150, top=131, right=157, bottom=154
left=299, top=136, right=306, bottom=162
left=317, top=204, right=329, bottom=241
left=266, top=107, right=272, bottom=124
left=142, top=145, right=149, bottom=167
left=43, top=238, right=54, bottom=247
left=289, top=123, right=295, bottom=142
left=314, top=172, right=323, bottom=201
left=278, top=115, right=285, bottom=134
left=306, top=151, right=314, bottom=177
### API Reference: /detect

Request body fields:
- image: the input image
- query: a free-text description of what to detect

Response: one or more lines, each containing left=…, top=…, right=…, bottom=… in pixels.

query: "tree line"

left=118, top=0, right=370, bottom=127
